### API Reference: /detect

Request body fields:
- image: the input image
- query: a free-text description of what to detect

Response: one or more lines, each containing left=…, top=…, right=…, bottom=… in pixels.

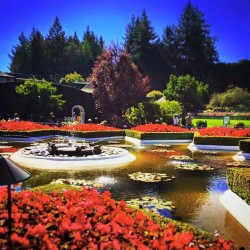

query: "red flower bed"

left=131, top=124, right=190, bottom=132
left=0, top=121, right=53, bottom=131
left=0, top=187, right=233, bottom=249
left=59, top=123, right=120, bottom=131
left=198, top=127, right=250, bottom=137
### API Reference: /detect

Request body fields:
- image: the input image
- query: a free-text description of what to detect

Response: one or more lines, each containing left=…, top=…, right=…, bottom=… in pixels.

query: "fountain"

left=10, top=137, right=136, bottom=169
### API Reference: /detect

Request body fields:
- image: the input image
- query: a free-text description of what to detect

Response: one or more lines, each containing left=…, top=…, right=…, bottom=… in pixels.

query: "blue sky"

left=1, top=0, right=250, bottom=72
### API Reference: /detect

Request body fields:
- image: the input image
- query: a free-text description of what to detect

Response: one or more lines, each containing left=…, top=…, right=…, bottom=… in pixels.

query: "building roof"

left=80, top=82, right=93, bottom=94
left=0, top=72, right=15, bottom=78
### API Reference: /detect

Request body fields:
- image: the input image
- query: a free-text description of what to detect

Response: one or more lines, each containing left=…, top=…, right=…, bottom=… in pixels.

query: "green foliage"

left=164, top=74, right=209, bottom=111
left=239, top=139, right=250, bottom=153
left=15, top=78, right=65, bottom=117
left=208, top=87, right=250, bottom=111
left=59, top=71, right=84, bottom=83
left=146, top=90, right=164, bottom=101
left=125, top=102, right=162, bottom=125
left=227, top=168, right=250, bottom=205
left=88, top=45, right=150, bottom=119
left=158, top=99, right=183, bottom=123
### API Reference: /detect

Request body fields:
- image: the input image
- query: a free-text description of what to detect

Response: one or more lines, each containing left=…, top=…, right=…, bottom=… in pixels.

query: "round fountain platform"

left=10, top=142, right=136, bottom=170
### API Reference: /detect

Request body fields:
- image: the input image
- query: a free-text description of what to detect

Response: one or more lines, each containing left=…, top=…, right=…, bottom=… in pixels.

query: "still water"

left=1, top=138, right=250, bottom=248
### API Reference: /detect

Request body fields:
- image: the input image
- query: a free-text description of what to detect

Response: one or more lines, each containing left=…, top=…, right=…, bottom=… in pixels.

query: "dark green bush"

left=196, top=120, right=207, bottom=128
left=234, top=122, right=245, bottom=129
left=239, top=139, right=250, bottom=153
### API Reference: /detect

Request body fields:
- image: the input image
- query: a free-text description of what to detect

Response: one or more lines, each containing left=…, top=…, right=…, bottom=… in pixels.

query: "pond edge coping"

left=219, top=189, right=250, bottom=232
left=187, top=142, right=239, bottom=151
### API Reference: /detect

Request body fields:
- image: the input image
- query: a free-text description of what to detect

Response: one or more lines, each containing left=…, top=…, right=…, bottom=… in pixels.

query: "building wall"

left=0, top=81, right=98, bottom=121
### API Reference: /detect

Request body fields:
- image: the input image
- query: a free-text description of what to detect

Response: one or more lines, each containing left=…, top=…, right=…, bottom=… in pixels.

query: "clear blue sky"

left=1, top=0, right=250, bottom=72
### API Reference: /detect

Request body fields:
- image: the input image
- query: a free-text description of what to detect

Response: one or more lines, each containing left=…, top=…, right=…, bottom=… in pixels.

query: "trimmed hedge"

left=125, top=130, right=194, bottom=140
left=0, top=129, right=54, bottom=138
left=239, top=139, right=250, bottom=153
left=0, top=129, right=125, bottom=139
left=194, top=135, right=250, bottom=146
left=227, top=168, right=250, bottom=205
left=58, top=130, right=125, bottom=138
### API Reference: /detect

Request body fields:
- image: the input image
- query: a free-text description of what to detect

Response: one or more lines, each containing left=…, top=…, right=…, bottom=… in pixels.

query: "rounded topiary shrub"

left=239, top=139, right=250, bottom=153
left=234, top=122, right=245, bottom=129
left=196, top=120, right=207, bottom=129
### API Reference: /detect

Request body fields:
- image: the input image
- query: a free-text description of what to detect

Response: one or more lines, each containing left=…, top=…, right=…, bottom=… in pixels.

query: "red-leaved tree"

left=88, top=46, right=150, bottom=123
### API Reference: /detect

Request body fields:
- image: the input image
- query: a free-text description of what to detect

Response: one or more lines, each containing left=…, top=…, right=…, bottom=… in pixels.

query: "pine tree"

left=29, top=28, right=46, bottom=76
left=64, top=32, right=82, bottom=74
left=9, top=32, right=31, bottom=73
left=45, top=16, right=66, bottom=81
left=176, top=2, right=218, bottom=79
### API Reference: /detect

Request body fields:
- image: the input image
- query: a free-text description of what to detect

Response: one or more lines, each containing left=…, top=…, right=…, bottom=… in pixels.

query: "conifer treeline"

left=9, top=3, right=250, bottom=92
left=9, top=17, right=104, bottom=82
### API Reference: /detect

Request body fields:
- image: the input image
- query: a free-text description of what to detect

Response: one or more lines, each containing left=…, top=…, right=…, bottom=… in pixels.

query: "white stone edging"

left=187, top=142, right=239, bottom=151
left=219, top=190, right=250, bottom=232
left=125, top=136, right=192, bottom=146
left=233, top=152, right=250, bottom=161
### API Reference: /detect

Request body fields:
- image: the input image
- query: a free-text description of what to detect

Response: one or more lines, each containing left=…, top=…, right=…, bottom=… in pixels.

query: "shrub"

left=234, top=122, right=245, bottom=129
left=196, top=120, right=207, bottom=128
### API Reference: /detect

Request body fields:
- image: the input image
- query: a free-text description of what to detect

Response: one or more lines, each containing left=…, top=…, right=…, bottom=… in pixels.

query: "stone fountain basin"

left=10, top=146, right=136, bottom=170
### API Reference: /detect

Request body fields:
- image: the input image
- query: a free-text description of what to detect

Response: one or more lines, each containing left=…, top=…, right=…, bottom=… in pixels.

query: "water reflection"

left=1, top=138, right=250, bottom=247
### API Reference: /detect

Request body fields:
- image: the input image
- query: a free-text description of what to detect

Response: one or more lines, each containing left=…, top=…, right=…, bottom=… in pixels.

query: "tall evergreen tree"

left=45, top=16, right=66, bottom=81
left=64, top=32, right=82, bottom=74
left=124, top=10, right=164, bottom=88
left=29, top=28, right=46, bottom=76
left=9, top=32, right=31, bottom=73
left=81, top=26, right=104, bottom=77
left=176, top=2, right=218, bottom=79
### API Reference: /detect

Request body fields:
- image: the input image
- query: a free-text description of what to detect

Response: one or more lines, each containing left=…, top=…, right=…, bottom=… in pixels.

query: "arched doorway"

left=72, top=105, right=85, bottom=124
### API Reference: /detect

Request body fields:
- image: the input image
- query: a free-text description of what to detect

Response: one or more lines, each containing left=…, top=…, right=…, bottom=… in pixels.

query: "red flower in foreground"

left=0, top=186, right=235, bottom=249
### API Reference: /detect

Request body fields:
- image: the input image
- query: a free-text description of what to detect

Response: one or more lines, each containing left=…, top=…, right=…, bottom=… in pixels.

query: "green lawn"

left=193, top=118, right=250, bottom=128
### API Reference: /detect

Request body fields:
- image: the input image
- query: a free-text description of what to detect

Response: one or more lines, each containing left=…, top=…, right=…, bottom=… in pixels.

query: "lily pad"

left=126, top=196, right=175, bottom=216
left=169, top=155, right=193, bottom=161
left=175, top=163, right=214, bottom=171
left=51, top=178, right=105, bottom=188
left=128, top=172, right=176, bottom=183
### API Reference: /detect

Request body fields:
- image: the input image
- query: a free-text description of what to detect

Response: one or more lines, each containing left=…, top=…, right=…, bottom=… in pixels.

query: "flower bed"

left=198, top=127, right=250, bottom=137
left=0, top=121, right=123, bottom=139
left=0, top=121, right=53, bottom=131
left=130, top=124, right=190, bottom=132
left=0, top=187, right=234, bottom=249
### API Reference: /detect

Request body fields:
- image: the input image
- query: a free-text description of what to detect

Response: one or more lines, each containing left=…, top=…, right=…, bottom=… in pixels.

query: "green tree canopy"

left=125, top=101, right=162, bottom=125
left=59, top=71, right=84, bottom=84
left=208, top=86, right=250, bottom=111
left=15, top=78, right=65, bottom=117
left=164, top=74, right=209, bottom=111
left=88, top=45, right=150, bottom=121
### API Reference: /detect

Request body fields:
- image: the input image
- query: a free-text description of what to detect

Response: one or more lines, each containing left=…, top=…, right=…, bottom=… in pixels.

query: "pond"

left=1, top=137, right=250, bottom=248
